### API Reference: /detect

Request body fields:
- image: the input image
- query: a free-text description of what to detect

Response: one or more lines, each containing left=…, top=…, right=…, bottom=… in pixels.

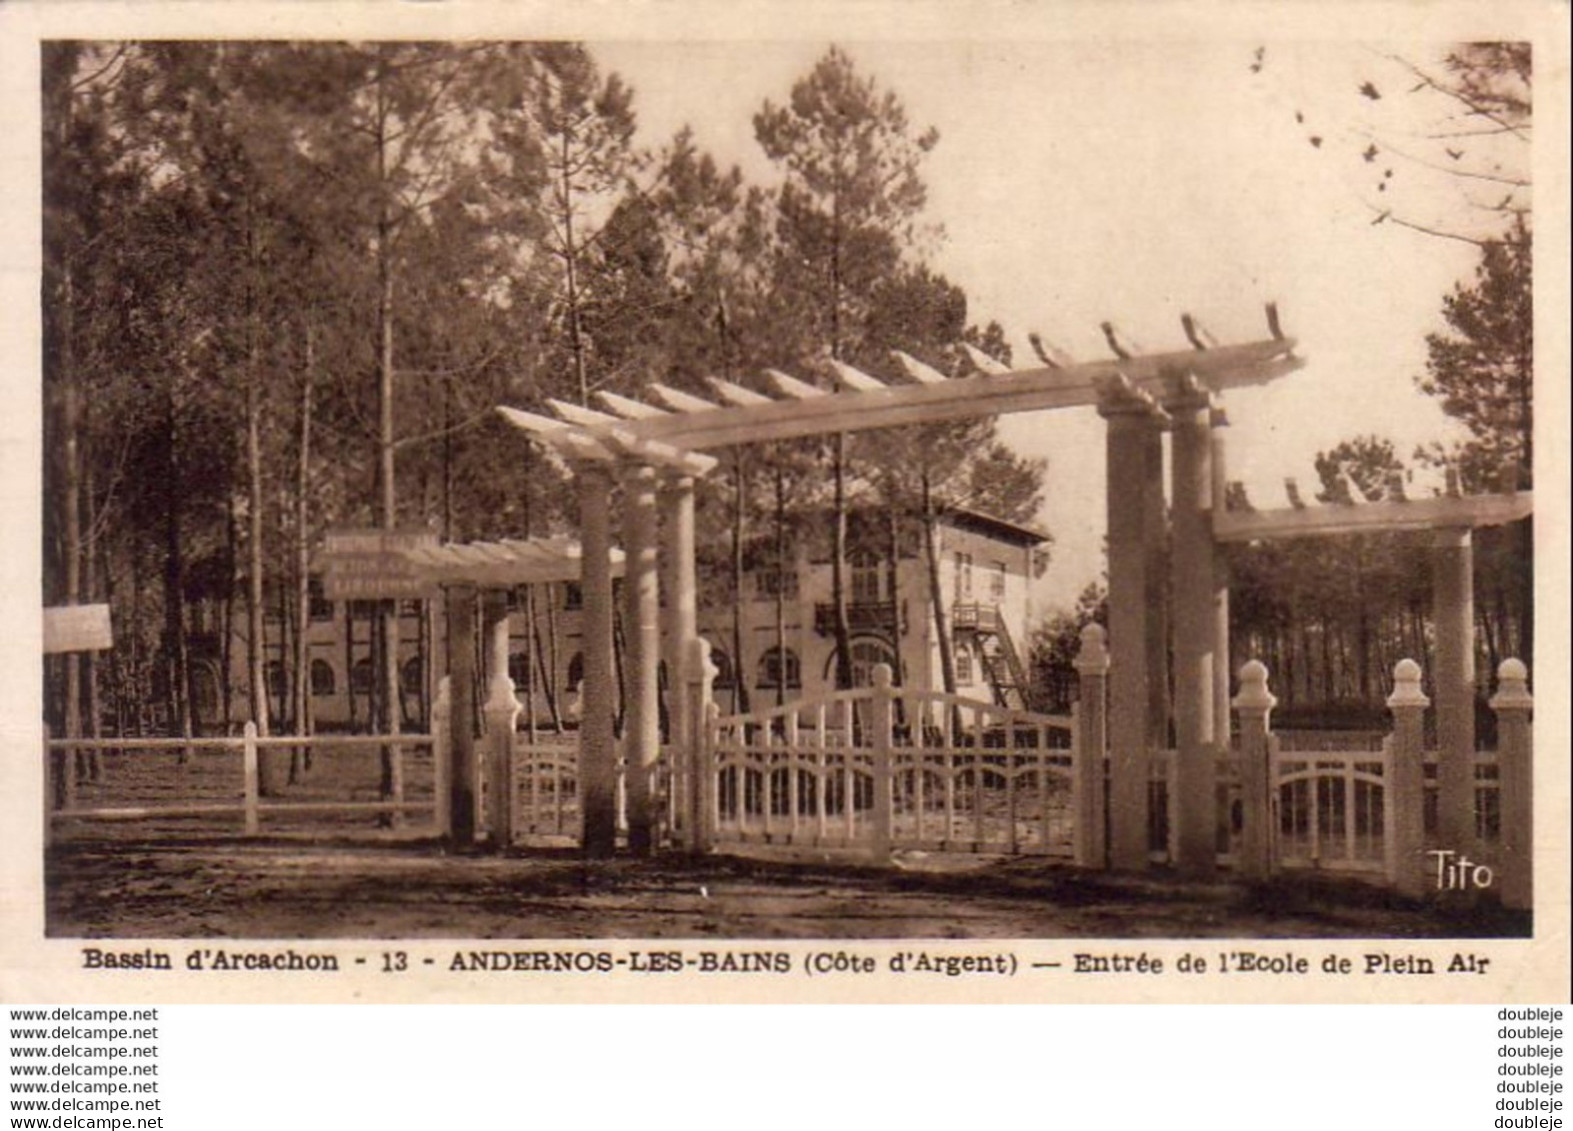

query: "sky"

left=592, top=37, right=1503, bottom=611
left=0, top=5, right=1548, bottom=632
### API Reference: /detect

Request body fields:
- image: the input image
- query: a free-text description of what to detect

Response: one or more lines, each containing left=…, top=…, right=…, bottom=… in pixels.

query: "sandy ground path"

left=45, top=837, right=1527, bottom=940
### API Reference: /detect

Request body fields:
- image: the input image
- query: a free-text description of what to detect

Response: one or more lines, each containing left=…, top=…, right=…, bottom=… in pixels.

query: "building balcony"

left=952, top=602, right=1004, bottom=633
left=813, top=600, right=906, bottom=638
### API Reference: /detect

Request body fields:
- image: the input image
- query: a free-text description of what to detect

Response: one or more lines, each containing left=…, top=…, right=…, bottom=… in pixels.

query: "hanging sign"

left=43, top=603, right=113, bottom=654
left=318, top=528, right=439, bottom=600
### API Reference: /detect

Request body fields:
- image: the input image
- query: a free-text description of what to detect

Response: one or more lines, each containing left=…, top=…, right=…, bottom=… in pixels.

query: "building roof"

left=941, top=507, right=1051, bottom=547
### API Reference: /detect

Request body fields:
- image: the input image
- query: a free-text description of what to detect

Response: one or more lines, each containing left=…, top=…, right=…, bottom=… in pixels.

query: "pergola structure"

left=501, top=314, right=1300, bottom=864
left=1214, top=483, right=1533, bottom=861
left=320, top=535, right=624, bottom=846
left=498, top=308, right=1532, bottom=873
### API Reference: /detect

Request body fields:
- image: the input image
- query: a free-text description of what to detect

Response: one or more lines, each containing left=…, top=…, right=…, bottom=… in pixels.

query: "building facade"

left=242, top=508, right=1047, bottom=733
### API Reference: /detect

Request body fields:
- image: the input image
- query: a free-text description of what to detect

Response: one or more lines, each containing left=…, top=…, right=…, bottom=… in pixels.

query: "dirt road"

left=45, top=837, right=1527, bottom=939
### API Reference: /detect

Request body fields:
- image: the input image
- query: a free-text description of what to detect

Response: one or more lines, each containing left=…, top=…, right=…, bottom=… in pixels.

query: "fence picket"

left=242, top=722, right=260, bottom=835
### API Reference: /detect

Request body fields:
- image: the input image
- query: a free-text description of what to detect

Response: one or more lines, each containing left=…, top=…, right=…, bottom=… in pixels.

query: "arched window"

left=350, top=657, right=375, bottom=695
left=827, top=638, right=896, bottom=689
left=709, top=647, right=734, bottom=690
left=954, top=643, right=975, bottom=685
left=566, top=652, right=585, bottom=691
left=264, top=659, right=287, bottom=699
left=756, top=646, right=801, bottom=690
left=401, top=656, right=424, bottom=695
left=508, top=650, right=533, bottom=692
left=310, top=659, right=336, bottom=697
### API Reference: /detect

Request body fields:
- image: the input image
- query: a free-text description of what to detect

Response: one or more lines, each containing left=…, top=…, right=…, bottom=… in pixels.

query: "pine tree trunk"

left=830, top=433, right=854, bottom=690
left=730, top=450, right=751, bottom=714
left=374, top=62, right=402, bottom=817
left=923, top=475, right=957, bottom=697
left=774, top=465, right=788, bottom=708
left=291, top=324, right=315, bottom=782
left=162, top=388, right=193, bottom=760
left=245, top=272, right=276, bottom=793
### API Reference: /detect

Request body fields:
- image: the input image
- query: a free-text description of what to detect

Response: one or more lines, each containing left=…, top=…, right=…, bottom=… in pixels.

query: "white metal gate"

left=708, top=673, right=1078, bottom=856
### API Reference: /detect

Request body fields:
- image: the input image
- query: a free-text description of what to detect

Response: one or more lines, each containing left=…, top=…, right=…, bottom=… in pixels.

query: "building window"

left=566, top=652, right=585, bottom=692
left=563, top=582, right=584, bottom=611
left=310, top=659, right=336, bottom=697
left=955, top=643, right=974, bottom=685
left=990, top=561, right=1008, bottom=601
left=754, top=568, right=799, bottom=601
left=401, top=656, right=424, bottom=695
left=851, top=552, right=882, bottom=603
left=756, top=647, right=801, bottom=690
left=709, top=647, right=735, bottom=690
left=351, top=657, right=375, bottom=695
left=953, top=551, right=973, bottom=603
left=265, top=660, right=287, bottom=699
left=832, top=638, right=896, bottom=689
left=308, top=577, right=335, bottom=621
left=508, top=650, right=533, bottom=692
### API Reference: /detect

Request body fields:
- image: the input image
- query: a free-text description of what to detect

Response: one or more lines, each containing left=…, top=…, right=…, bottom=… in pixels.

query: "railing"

left=506, top=739, right=683, bottom=846
left=812, top=600, right=906, bottom=637
left=951, top=603, right=1003, bottom=633
left=1142, top=738, right=1503, bottom=878
left=45, top=727, right=439, bottom=838
left=1269, top=736, right=1389, bottom=873
left=709, top=668, right=1077, bottom=857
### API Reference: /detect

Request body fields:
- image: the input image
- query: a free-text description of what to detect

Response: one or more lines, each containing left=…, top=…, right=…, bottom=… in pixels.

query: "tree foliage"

left=42, top=40, right=1050, bottom=736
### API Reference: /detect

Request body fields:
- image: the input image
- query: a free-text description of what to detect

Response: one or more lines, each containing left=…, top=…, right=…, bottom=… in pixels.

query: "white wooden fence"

left=44, top=728, right=440, bottom=841
left=707, top=665, right=1077, bottom=858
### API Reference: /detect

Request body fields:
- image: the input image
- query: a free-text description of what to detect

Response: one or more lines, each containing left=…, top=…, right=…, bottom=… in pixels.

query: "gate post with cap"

left=1490, top=658, right=1532, bottom=911
left=1233, top=660, right=1276, bottom=881
left=1073, top=623, right=1109, bottom=868
left=1387, top=658, right=1430, bottom=898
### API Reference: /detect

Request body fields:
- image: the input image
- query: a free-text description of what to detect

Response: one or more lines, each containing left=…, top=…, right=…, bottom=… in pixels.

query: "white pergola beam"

left=891, top=350, right=948, bottom=385
left=496, top=406, right=618, bottom=462
left=612, top=337, right=1300, bottom=451
left=964, top=343, right=1012, bottom=375
left=548, top=398, right=625, bottom=429
left=705, top=377, right=774, bottom=406
left=765, top=368, right=828, bottom=398
left=648, top=383, right=720, bottom=413
left=595, top=391, right=669, bottom=420
left=1214, top=491, right=1533, bottom=543
left=828, top=360, right=885, bottom=391
left=497, top=405, right=714, bottom=475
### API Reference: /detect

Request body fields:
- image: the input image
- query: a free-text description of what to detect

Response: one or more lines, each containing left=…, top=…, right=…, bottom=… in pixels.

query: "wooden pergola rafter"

left=549, top=330, right=1303, bottom=451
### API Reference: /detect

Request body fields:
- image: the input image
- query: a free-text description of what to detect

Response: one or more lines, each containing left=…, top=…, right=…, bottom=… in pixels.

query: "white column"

left=623, top=463, right=662, bottom=856
left=577, top=463, right=618, bottom=857
left=445, top=583, right=479, bottom=845
left=1169, top=387, right=1217, bottom=877
left=1099, top=397, right=1163, bottom=870
left=661, top=473, right=699, bottom=847
left=481, top=589, right=520, bottom=849
left=1432, top=526, right=1476, bottom=850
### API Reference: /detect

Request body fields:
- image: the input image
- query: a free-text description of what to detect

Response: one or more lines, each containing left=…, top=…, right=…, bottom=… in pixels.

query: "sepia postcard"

left=1, top=0, right=1567, bottom=1006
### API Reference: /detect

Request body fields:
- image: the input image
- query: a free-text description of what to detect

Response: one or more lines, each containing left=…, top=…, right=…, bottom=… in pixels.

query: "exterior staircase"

left=952, top=603, right=1041, bottom=712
